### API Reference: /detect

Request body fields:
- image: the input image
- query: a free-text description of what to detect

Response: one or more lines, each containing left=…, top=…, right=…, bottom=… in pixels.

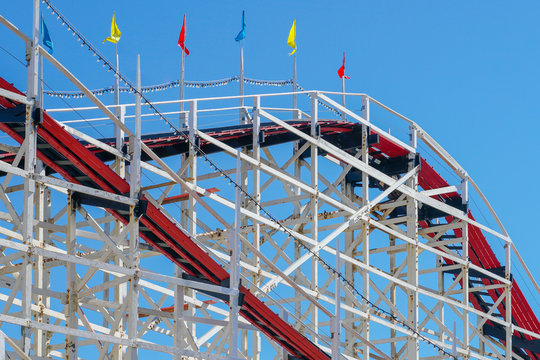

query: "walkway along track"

left=0, top=76, right=539, bottom=358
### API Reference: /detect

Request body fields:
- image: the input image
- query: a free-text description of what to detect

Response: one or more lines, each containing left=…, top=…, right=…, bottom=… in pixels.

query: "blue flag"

left=235, top=11, right=246, bottom=42
left=41, top=17, right=54, bottom=54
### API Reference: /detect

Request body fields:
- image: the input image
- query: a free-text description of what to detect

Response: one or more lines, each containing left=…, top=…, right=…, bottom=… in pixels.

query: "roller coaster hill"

left=0, top=3, right=539, bottom=360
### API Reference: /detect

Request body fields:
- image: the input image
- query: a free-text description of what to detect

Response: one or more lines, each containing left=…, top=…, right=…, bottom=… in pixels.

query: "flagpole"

left=114, top=42, right=121, bottom=142
left=239, top=38, right=245, bottom=123
left=39, top=48, right=43, bottom=110
left=292, top=53, right=297, bottom=119
left=38, top=15, right=43, bottom=111
left=180, top=50, right=185, bottom=128
left=341, top=75, right=346, bottom=120
left=114, top=43, right=119, bottom=105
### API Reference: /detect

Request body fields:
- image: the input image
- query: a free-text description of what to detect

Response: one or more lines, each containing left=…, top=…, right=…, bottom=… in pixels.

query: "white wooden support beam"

left=127, top=54, right=142, bottom=360
left=0, top=15, right=31, bottom=43
left=229, top=150, right=241, bottom=358
left=310, top=92, right=320, bottom=344
left=360, top=94, right=371, bottom=360
left=187, top=99, right=198, bottom=341
left=505, top=240, right=512, bottom=360
left=0, top=88, right=31, bottom=105
left=174, top=267, right=185, bottom=357
left=420, top=186, right=459, bottom=197
left=66, top=193, right=78, bottom=359
left=21, top=2, right=39, bottom=354
left=251, top=95, right=262, bottom=360
left=406, top=125, right=419, bottom=360
left=461, top=178, right=470, bottom=359
left=332, top=235, right=341, bottom=359
left=0, top=331, right=4, bottom=360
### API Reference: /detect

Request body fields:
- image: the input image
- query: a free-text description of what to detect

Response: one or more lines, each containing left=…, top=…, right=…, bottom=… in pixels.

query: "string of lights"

left=42, top=0, right=456, bottom=357
left=43, top=76, right=294, bottom=98
left=295, top=83, right=342, bottom=116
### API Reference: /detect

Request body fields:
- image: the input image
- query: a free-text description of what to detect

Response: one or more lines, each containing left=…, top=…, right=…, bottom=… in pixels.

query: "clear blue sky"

left=2, top=0, right=539, bottom=311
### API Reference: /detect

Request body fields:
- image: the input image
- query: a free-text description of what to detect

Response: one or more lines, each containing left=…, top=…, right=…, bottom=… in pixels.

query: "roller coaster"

left=0, top=2, right=538, bottom=359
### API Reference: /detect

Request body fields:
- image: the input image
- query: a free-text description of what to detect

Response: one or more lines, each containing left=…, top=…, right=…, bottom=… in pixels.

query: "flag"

left=103, top=12, right=121, bottom=44
left=178, top=14, right=190, bottom=55
left=287, top=20, right=296, bottom=55
left=41, top=17, right=54, bottom=54
left=235, top=10, right=246, bottom=42
left=337, top=52, right=350, bottom=79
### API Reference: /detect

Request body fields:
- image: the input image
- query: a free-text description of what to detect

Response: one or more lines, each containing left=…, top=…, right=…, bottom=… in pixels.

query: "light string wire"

left=295, top=83, right=342, bottom=117
left=42, top=1, right=456, bottom=357
left=43, top=76, right=294, bottom=98
left=43, top=77, right=343, bottom=116
left=43, top=78, right=343, bottom=117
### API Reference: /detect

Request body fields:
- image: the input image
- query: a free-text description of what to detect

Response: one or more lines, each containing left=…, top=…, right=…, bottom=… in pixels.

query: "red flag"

left=337, top=52, right=350, bottom=79
left=178, top=15, right=190, bottom=55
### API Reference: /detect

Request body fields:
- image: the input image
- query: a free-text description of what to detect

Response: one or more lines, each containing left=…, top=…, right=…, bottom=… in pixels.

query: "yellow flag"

left=287, top=20, right=296, bottom=55
left=103, top=12, right=121, bottom=44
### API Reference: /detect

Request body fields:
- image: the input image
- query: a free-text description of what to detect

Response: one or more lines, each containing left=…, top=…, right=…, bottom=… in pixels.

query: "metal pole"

left=292, top=54, right=298, bottom=119
left=341, top=76, right=346, bottom=121
left=113, top=45, right=122, bottom=153
left=114, top=45, right=119, bottom=108
left=38, top=52, right=43, bottom=109
left=239, top=40, right=245, bottom=123
left=180, top=51, right=185, bottom=128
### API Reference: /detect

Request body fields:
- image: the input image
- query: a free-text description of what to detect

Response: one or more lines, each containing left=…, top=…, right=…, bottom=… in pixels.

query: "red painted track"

left=0, top=76, right=539, bottom=358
